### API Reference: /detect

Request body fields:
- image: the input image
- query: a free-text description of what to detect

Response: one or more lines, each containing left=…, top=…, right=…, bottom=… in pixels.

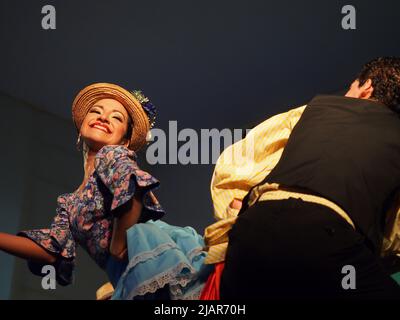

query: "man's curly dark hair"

left=357, top=57, right=400, bottom=112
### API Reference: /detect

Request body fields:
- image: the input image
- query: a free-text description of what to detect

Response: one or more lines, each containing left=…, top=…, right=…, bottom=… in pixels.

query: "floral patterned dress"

left=19, top=145, right=209, bottom=299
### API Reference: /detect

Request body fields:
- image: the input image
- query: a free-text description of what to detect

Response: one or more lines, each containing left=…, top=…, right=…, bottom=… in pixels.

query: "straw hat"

left=72, top=83, right=152, bottom=151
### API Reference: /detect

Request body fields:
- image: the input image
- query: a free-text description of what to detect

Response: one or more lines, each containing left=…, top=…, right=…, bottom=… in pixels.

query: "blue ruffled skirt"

left=105, top=220, right=212, bottom=300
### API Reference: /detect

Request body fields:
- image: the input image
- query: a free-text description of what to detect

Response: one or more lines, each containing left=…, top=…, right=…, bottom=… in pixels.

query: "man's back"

left=264, top=94, right=400, bottom=254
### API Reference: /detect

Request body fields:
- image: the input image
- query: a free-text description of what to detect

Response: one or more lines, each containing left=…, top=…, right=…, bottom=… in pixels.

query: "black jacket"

left=256, top=95, right=400, bottom=255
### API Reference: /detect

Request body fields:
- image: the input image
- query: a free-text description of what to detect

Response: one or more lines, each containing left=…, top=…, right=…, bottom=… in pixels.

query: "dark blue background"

left=0, top=0, right=399, bottom=299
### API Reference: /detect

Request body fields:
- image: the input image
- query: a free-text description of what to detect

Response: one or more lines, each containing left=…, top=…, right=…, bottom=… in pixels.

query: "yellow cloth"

left=96, top=282, right=114, bottom=300
left=204, top=105, right=400, bottom=264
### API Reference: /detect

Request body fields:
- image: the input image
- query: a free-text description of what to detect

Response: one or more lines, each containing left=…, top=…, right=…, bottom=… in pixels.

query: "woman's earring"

left=76, top=133, right=82, bottom=151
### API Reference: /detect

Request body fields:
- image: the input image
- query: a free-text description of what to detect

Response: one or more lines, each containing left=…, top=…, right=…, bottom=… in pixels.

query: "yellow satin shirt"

left=204, top=105, right=400, bottom=264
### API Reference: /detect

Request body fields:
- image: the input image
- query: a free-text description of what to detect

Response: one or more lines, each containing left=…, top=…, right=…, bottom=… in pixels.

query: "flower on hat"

left=131, top=90, right=157, bottom=129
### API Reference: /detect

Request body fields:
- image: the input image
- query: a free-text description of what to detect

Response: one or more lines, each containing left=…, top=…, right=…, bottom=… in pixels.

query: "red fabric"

left=199, top=262, right=225, bottom=300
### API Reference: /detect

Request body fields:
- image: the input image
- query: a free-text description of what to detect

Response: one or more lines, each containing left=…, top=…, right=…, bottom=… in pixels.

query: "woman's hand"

left=229, top=198, right=243, bottom=211
left=0, top=232, right=56, bottom=264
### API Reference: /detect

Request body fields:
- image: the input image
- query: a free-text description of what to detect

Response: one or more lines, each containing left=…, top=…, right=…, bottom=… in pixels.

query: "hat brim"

left=72, top=83, right=150, bottom=152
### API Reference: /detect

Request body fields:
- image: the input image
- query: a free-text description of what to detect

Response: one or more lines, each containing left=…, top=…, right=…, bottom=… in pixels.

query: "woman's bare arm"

left=0, top=232, right=56, bottom=264
left=109, top=190, right=144, bottom=260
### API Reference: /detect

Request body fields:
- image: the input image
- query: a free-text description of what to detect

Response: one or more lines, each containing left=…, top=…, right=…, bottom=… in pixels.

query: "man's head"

left=345, top=57, right=400, bottom=112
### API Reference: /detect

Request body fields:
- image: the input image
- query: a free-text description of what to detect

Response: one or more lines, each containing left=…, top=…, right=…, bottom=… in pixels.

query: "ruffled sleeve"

left=94, top=145, right=165, bottom=221
left=18, top=196, right=76, bottom=286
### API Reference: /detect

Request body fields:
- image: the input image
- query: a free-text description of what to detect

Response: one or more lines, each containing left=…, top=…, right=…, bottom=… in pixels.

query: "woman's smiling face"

left=80, top=98, right=131, bottom=151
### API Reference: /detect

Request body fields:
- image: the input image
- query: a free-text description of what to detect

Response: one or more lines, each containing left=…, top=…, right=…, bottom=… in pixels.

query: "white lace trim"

left=120, top=242, right=205, bottom=280
left=120, top=242, right=178, bottom=280
left=118, top=239, right=206, bottom=300
left=124, top=261, right=200, bottom=299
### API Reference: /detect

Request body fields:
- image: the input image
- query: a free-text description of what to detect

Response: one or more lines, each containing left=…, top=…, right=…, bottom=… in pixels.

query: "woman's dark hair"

left=124, top=116, right=133, bottom=145
left=357, top=57, right=400, bottom=112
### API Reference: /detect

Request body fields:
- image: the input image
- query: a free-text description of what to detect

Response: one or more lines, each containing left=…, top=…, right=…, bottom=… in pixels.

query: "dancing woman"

left=0, top=83, right=210, bottom=299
